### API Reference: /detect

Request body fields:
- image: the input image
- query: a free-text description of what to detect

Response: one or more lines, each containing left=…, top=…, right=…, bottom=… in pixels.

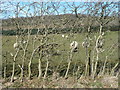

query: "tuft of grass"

left=90, top=81, right=103, bottom=88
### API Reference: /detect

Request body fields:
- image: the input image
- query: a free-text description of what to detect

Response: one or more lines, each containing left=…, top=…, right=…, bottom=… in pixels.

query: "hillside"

left=2, top=14, right=119, bottom=31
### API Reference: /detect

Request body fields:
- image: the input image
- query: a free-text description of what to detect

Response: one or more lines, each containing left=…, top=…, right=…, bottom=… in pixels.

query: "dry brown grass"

left=1, top=75, right=118, bottom=88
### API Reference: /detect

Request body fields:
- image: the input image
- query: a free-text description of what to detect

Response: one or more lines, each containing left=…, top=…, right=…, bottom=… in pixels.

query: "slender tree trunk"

left=85, top=47, right=91, bottom=77
left=92, top=24, right=103, bottom=79
left=28, top=45, right=42, bottom=79
left=76, top=66, right=80, bottom=77
left=28, top=61, right=31, bottom=79
left=21, top=30, right=30, bottom=81
left=4, top=64, right=6, bottom=79
left=20, top=50, right=26, bottom=82
left=73, top=62, right=77, bottom=76
left=43, top=58, right=49, bottom=79
left=38, top=52, right=42, bottom=79
left=100, top=25, right=103, bottom=35
left=38, top=58, right=42, bottom=79
left=91, top=48, right=96, bottom=76
left=85, top=47, right=88, bottom=76
left=11, top=62, right=15, bottom=82
left=65, top=52, right=72, bottom=78
left=88, top=50, right=91, bottom=76
left=110, top=62, right=119, bottom=76
left=102, top=56, right=108, bottom=75
left=11, top=49, right=19, bottom=82
left=65, top=60, right=71, bottom=78
left=28, top=49, right=36, bottom=79
left=92, top=51, right=99, bottom=79
left=4, top=57, right=7, bottom=79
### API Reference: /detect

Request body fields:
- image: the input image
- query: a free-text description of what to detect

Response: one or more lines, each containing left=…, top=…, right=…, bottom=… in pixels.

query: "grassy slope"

left=2, top=31, right=119, bottom=88
left=2, top=31, right=118, bottom=72
left=2, top=31, right=118, bottom=63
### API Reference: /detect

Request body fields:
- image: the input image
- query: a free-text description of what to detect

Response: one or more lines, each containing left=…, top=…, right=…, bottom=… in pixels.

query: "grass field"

left=2, top=31, right=119, bottom=88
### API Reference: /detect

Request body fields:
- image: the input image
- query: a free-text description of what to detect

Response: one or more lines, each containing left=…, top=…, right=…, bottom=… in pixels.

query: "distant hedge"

left=2, top=26, right=119, bottom=36
left=2, top=30, right=16, bottom=36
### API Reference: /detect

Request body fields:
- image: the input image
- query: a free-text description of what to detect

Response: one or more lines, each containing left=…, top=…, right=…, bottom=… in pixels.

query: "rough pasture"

left=2, top=31, right=119, bottom=88
left=2, top=32, right=118, bottom=72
